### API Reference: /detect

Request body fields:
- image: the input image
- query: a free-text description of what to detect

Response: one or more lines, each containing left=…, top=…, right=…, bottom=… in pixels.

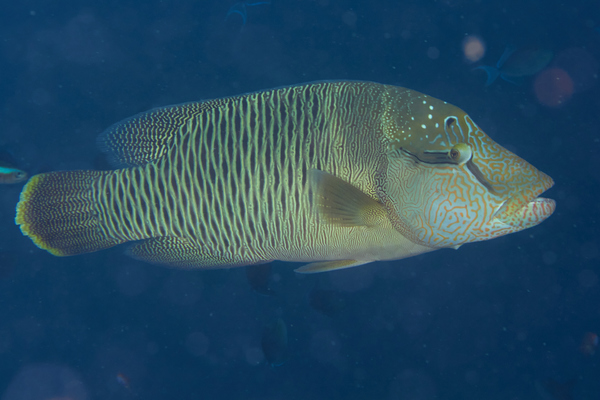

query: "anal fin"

left=294, top=259, right=371, bottom=274
left=127, top=237, right=236, bottom=269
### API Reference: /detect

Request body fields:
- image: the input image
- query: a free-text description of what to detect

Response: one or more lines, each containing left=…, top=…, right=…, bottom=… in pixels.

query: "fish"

left=474, top=47, right=553, bottom=86
left=225, top=1, right=271, bottom=26
left=0, top=165, right=28, bottom=184
left=309, top=288, right=346, bottom=317
left=116, top=372, right=131, bottom=390
left=15, top=81, right=556, bottom=274
left=261, top=318, right=287, bottom=366
left=0, top=150, right=28, bottom=184
left=246, top=263, right=276, bottom=295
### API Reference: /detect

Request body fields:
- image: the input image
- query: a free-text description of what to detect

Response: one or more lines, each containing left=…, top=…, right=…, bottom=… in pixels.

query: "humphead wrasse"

left=15, top=81, right=555, bottom=273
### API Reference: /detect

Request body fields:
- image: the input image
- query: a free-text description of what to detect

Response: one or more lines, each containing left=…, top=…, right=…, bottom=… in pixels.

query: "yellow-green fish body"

left=15, top=81, right=555, bottom=273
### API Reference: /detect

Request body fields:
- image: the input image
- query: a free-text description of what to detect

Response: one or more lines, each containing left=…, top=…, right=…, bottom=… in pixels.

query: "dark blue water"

left=0, top=1, right=599, bottom=399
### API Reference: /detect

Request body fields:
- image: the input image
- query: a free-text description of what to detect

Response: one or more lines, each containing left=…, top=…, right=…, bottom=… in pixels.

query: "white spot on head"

left=428, top=114, right=432, bottom=119
left=411, top=117, right=415, bottom=120
left=421, top=124, right=426, bottom=129
left=435, top=123, right=439, bottom=128
left=429, top=105, right=434, bottom=110
left=422, top=100, right=427, bottom=104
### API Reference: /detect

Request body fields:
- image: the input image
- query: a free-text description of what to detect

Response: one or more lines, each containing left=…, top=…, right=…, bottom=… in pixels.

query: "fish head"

left=377, top=87, right=555, bottom=248
left=0, top=166, right=28, bottom=184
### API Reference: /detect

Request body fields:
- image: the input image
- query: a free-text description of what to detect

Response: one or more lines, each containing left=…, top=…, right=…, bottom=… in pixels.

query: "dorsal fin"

left=97, top=103, right=201, bottom=168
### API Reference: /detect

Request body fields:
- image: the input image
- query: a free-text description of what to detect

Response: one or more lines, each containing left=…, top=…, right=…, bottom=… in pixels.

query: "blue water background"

left=0, top=0, right=599, bottom=399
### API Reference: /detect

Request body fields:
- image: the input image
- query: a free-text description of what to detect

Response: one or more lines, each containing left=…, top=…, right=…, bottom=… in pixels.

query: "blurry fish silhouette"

left=309, top=288, right=346, bottom=317
left=116, top=372, right=131, bottom=390
left=579, top=331, right=598, bottom=356
left=474, top=47, right=553, bottom=86
left=534, top=378, right=575, bottom=400
left=246, top=263, right=276, bottom=296
left=261, top=318, right=287, bottom=366
left=226, top=1, right=271, bottom=26
left=0, top=150, right=27, bottom=184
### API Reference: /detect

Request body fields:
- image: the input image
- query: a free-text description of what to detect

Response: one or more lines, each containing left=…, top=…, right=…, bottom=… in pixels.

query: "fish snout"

left=493, top=174, right=555, bottom=230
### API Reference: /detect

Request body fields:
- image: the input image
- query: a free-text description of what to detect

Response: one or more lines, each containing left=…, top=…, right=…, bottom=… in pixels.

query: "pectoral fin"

left=295, top=259, right=371, bottom=274
left=309, top=169, right=387, bottom=227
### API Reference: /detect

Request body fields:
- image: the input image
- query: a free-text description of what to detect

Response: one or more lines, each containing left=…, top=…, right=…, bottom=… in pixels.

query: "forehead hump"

left=382, top=88, right=471, bottom=148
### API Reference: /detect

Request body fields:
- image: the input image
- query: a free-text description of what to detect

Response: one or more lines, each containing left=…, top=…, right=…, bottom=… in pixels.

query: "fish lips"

left=492, top=175, right=555, bottom=230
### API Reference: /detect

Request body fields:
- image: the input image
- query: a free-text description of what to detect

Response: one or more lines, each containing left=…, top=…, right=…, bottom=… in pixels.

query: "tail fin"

left=473, top=65, right=500, bottom=87
left=15, top=170, right=124, bottom=256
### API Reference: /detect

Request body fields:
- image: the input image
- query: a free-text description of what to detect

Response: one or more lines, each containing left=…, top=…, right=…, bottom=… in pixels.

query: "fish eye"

left=445, top=117, right=456, bottom=128
left=449, top=143, right=471, bottom=165
left=14, top=171, right=27, bottom=181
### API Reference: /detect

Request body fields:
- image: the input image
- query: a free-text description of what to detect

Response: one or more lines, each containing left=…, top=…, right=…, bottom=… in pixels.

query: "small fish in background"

left=579, top=331, right=598, bottom=356
left=225, top=1, right=271, bottom=26
left=261, top=318, right=287, bottom=366
left=309, top=288, right=346, bottom=317
left=116, top=372, right=131, bottom=390
left=0, top=150, right=27, bottom=184
left=535, top=378, right=576, bottom=400
left=0, top=165, right=27, bottom=184
left=246, top=263, right=276, bottom=296
left=474, top=47, right=553, bottom=86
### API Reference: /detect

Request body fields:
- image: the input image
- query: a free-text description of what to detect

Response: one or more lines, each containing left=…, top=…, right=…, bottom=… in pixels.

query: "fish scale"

left=15, top=81, right=555, bottom=273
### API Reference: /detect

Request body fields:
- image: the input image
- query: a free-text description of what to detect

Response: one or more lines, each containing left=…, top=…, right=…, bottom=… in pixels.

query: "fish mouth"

left=493, top=177, right=555, bottom=229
